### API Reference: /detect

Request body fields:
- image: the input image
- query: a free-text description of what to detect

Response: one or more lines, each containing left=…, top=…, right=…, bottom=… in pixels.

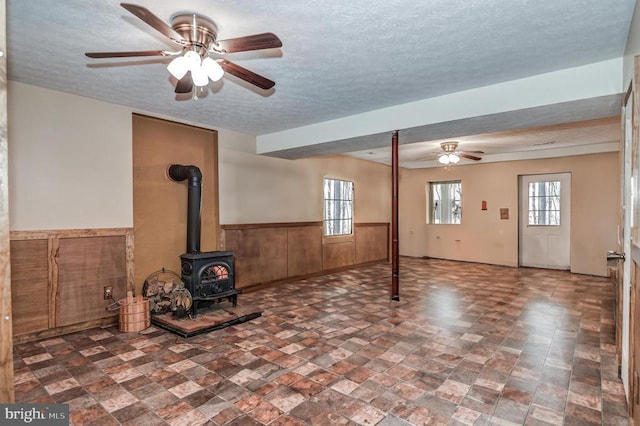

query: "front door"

left=519, top=173, right=571, bottom=270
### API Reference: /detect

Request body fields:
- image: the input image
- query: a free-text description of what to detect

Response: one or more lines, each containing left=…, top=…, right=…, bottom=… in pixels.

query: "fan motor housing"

left=441, top=141, right=459, bottom=153
left=171, top=13, right=218, bottom=47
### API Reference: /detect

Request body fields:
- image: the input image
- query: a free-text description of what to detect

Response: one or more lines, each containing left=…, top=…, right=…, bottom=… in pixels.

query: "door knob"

left=607, top=251, right=626, bottom=261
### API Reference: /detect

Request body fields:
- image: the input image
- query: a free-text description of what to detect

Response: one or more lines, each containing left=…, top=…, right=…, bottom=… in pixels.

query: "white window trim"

left=427, top=180, right=462, bottom=225
left=323, top=177, right=354, bottom=236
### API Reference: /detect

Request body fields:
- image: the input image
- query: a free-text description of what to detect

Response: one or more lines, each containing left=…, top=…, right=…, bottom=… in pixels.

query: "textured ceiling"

left=5, top=0, right=636, bottom=163
left=346, top=116, right=621, bottom=168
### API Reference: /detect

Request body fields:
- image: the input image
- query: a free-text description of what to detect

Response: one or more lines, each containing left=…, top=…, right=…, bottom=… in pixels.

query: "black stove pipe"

left=168, top=164, right=202, bottom=253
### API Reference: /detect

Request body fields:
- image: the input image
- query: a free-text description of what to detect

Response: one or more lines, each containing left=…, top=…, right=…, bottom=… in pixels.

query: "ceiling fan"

left=437, top=141, right=484, bottom=165
left=85, top=3, right=282, bottom=95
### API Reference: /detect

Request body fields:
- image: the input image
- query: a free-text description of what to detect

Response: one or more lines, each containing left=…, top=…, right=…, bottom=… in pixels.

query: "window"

left=528, top=180, right=561, bottom=225
left=429, top=181, right=461, bottom=224
left=323, top=178, right=353, bottom=236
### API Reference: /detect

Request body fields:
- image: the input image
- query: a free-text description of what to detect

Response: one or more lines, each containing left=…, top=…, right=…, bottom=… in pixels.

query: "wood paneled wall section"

left=9, top=228, right=133, bottom=341
left=323, top=236, right=355, bottom=270
left=56, top=236, right=127, bottom=327
left=222, top=222, right=387, bottom=289
left=355, top=223, right=390, bottom=264
left=133, top=114, right=219, bottom=293
left=632, top=261, right=639, bottom=419
left=287, top=226, right=323, bottom=276
left=230, top=227, right=288, bottom=287
left=10, top=240, right=48, bottom=335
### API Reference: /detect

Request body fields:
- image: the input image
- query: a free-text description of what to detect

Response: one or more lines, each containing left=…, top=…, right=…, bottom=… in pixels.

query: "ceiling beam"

left=257, top=59, right=623, bottom=158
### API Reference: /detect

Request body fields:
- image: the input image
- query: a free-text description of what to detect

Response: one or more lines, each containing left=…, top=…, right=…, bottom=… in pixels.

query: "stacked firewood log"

left=142, top=270, right=192, bottom=317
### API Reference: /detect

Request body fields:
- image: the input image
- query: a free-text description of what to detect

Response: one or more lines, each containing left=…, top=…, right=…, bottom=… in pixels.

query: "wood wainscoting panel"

left=225, top=228, right=288, bottom=288
left=287, top=225, right=323, bottom=277
left=10, top=240, right=49, bottom=336
left=56, top=236, right=127, bottom=327
left=323, top=238, right=355, bottom=270
left=223, top=222, right=388, bottom=288
left=632, top=258, right=639, bottom=418
left=355, top=223, right=389, bottom=264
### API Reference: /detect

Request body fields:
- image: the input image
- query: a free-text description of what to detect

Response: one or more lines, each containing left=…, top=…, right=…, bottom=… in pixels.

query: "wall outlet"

left=103, top=286, right=113, bottom=300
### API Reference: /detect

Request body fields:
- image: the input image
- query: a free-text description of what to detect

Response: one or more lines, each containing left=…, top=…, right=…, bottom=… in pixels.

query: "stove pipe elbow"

left=168, top=164, right=202, bottom=185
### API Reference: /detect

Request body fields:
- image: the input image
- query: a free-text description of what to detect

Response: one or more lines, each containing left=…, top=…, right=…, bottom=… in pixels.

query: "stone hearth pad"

left=150, top=302, right=262, bottom=338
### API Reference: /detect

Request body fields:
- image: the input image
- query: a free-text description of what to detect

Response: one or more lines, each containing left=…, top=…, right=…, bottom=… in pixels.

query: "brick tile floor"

left=13, top=258, right=628, bottom=425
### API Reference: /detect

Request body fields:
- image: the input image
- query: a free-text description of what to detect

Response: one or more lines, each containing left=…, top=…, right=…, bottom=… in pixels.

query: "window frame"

left=427, top=180, right=462, bottom=225
left=323, top=177, right=354, bottom=236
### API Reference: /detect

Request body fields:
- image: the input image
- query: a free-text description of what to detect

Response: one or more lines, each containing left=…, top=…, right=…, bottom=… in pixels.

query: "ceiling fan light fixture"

left=184, top=50, right=202, bottom=71
left=202, top=57, right=224, bottom=81
left=438, top=153, right=460, bottom=165
left=191, top=66, right=209, bottom=87
left=167, top=56, right=189, bottom=79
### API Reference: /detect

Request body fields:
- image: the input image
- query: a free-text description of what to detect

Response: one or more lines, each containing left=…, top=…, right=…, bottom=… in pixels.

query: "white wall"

left=399, top=152, right=619, bottom=276
left=218, top=149, right=320, bottom=224
left=218, top=150, right=391, bottom=225
left=8, top=82, right=391, bottom=231
left=8, top=82, right=133, bottom=230
left=7, top=82, right=264, bottom=231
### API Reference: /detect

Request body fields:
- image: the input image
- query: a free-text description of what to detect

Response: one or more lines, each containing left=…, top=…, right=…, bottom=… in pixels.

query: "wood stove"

left=168, top=164, right=241, bottom=318
left=180, top=251, right=239, bottom=317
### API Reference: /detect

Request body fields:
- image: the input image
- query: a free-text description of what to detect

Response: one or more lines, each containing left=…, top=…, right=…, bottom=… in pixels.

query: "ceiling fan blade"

left=175, top=74, right=193, bottom=93
left=460, top=153, right=482, bottom=161
left=417, top=155, right=439, bottom=161
left=465, top=150, right=485, bottom=154
left=120, top=3, right=186, bottom=45
left=215, top=33, right=282, bottom=53
left=85, top=50, right=169, bottom=58
left=220, top=60, right=275, bottom=90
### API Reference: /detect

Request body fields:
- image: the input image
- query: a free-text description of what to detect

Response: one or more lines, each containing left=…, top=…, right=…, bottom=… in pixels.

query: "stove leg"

left=192, top=299, right=198, bottom=318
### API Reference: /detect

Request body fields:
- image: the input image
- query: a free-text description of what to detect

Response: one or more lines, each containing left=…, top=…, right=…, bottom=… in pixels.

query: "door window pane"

left=528, top=180, right=561, bottom=226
